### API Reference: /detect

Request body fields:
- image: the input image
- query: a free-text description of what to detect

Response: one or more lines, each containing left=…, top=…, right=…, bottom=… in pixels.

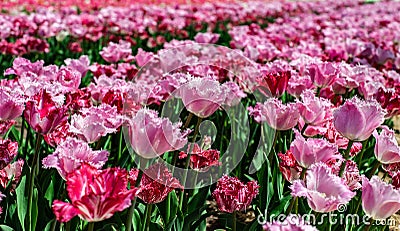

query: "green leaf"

left=44, top=220, right=54, bottom=231
left=182, top=205, right=208, bottom=231
left=132, top=209, right=142, bottom=231
left=157, top=191, right=179, bottom=229
left=16, top=175, right=27, bottom=231
left=44, top=178, right=54, bottom=207
left=187, top=187, right=209, bottom=215
left=31, top=188, right=38, bottom=231
left=0, top=225, right=15, bottom=231
left=269, top=195, right=291, bottom=217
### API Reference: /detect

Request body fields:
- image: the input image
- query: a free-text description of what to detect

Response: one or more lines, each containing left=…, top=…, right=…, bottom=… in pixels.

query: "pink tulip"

left=178, top=78, right=226, bottom=118
left=291, top=163, right=355, bottom=213
left=362, top=176, right=400, bottom=220
left=263, top=214, right=318, bottom=231
left=56, top=66, right=81, bottom=89
left=333, top=97, right=386, bottom=141
left=69, top=104, right=123, bottom=143
left=4, top=57, right=44, bottom=76
left=212, top=175, right=259, bottom=213
left=100, top=40, right=133, bottom=63
left=0, top=88, right=25, bottom=121
left=307, top=62, right=338, bottom=88
left=194, top=32, right=220, bottom=44
left=298, top=89, right=332, bottom=126
left=135, top=48, right=154, bottom=67
left=64, top=55, right=90, bottom=77
left=373, top=126, right=400, bottom=164
left=249, top=99, right=300, bottom=131
left=290, top=130, right=340, bottom=168
left=42, top=137, right=109, bottom=179
left=126, top=109, right=189, bottom=158
left=52, top=164, right=137, bottom=223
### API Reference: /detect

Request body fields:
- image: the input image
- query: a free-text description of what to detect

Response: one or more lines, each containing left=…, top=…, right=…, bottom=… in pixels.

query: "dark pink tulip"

left=179, top=143, right=221, bottom=171
left=0, top=139, right=18, bottom=170
left=24, top=90, right=67, bottom=135
left=52, top=164, right=137, bottom=222
left=333, top=97, right=386, bottom=141
left=0, top=159, right=24, bottom=190
left=0, top=121, right=15, bottom=136
left=256, top=70, right=290, bottom=97
left=278, top=150, right=302, bottom=183
left=212, top=175, right=259, bottom=213
left=129, top=163, right=182, bottom=204
left=43, top=121, right=72, bottom=147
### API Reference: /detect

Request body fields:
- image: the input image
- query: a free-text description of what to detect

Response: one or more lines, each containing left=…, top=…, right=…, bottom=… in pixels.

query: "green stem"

left=267, top=131, right=279, bottom=165
left=179, top=117, right=202, bottom=211
left=357, top=140, right=368, bottom=168
left=50, top=219, right=57, bottom=231
left=20, top=117, right=25, bottom=146
left=65, top=221, right=70, bottom=231
left=87, top=222, right=94, bottom=231
left=165, top=193, right=171, bottom=223
left=354, top=195, right=362, bottom=216
left=363, top=218, right=373, bottom=231
left=301, top=123, right=308, bottom=136
left=287, top=168, right=306, bottom=215
left=126, top=166, right=144, bottom=231
left=172, top=113, right=194, bottom=166
left=339, top=140, right=354, bottom=177
left=286, top=197, right=297, bottom=215
left=300, top=167, right=307, bottom=180
left=142, top=204, right=153, bottom=231
left=233, top=211, right=237, bottom=231
left=117, top=130, right=123, bottom=165
left=26, top=134, right=42, bottom=231
left=368, top=161, right=381, bottom=178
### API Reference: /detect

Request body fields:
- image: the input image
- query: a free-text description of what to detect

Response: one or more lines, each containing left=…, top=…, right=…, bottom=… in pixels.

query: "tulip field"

left=1, top=0, right=400, bottom=230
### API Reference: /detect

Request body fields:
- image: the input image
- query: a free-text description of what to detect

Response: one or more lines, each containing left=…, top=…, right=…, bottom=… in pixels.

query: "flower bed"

left=0, top=0, right=400, bottom=230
